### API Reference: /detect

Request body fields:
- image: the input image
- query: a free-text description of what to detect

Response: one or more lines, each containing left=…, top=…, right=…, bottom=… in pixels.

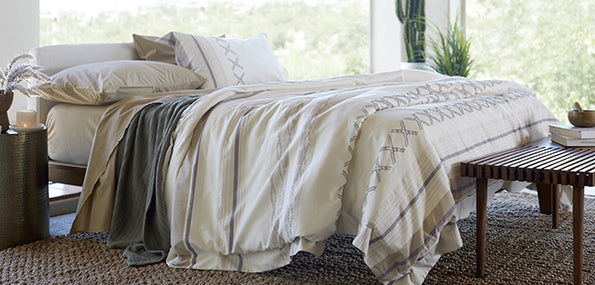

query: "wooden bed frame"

left=49, top=160, right=86, bottom=186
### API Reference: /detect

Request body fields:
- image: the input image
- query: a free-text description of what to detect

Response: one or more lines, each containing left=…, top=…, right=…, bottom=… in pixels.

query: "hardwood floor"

left=49, top=183, right=81, bottom=202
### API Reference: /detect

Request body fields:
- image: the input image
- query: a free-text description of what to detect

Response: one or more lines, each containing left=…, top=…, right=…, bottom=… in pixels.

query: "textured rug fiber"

left=1, top=192, right=593, bottom=284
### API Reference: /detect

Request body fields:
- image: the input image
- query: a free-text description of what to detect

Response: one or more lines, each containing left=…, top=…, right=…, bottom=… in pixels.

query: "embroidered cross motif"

left=372, top=157, right=392, bottom=183
left=215, top=38, right=246, bottom=85
left=379, top=135, right=406, bottom=165
left=391, top=121, right=418, bottom=148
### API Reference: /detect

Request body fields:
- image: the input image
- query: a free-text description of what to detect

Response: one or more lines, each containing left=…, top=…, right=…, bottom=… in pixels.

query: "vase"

left=0, top=92, right=14, bottom=134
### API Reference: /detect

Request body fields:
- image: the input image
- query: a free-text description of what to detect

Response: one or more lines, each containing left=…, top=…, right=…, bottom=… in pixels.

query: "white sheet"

left=46, top=103, right=108, bottom=165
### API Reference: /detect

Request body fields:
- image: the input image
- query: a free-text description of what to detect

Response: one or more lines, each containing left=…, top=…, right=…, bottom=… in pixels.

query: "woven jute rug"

left=1, top=192, right=593, bottom=284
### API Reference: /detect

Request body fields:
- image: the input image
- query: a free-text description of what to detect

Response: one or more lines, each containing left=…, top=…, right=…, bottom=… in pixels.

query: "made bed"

left=29, top=32, right=559, bottom=284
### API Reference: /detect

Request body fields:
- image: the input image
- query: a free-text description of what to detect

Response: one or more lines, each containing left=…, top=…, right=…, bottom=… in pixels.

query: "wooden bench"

left=460, top=139, right=595, bottom=284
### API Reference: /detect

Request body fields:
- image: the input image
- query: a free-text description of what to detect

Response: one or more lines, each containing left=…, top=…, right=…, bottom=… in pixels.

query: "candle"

left=16, top=110, right=37, bottom=128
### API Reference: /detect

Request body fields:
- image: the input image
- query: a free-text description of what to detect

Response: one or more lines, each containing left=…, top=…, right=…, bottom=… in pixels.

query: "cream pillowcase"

left=35, top=60, right=206, bottom=105
left=172, top=32, right=288, bottom=89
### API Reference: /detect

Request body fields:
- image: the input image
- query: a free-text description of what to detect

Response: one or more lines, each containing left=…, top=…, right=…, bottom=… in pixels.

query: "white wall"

left=370, top=0, right=462, bottom=73
left=0, top=0, right=40, bottom=123
left=369, top=0, right=401, bottom=73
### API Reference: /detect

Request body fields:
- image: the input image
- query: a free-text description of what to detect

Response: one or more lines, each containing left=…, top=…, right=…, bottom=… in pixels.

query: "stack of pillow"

left=35, top=32, right=288, bottom=105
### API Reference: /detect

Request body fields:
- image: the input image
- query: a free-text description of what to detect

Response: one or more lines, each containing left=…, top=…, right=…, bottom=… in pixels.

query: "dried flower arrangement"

left=0, top=53, right=53, bottom=96
left=0, top=53, right=53, bottom=133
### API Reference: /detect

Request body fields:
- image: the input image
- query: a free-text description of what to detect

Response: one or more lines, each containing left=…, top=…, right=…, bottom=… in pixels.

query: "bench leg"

left=537, top=183, right=552, bottom=214
left=537, top=183, right=561, bottom=228
left=476, top=178, right=488, bottom=278
left=552, top=184, right=560, bottom=229
left=573, top=186, right=584, bottom=285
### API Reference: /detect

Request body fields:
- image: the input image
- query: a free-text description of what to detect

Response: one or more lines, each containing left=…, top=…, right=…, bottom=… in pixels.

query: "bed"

left=29, top=32, right=559, bottom=285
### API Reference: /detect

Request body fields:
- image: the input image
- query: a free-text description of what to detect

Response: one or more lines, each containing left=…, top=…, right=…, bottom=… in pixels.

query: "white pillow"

left=172, top=32, right=288, bottom=89
left=35, top=60, right=206, bottom=105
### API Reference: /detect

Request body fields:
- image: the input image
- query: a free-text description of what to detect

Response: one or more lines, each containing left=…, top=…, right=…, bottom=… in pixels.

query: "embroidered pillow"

left=172, top=32, right=288, bottom=89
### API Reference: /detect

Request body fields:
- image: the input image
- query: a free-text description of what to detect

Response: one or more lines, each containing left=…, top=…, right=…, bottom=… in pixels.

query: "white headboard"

left=28, top=43, right=140, bottom=122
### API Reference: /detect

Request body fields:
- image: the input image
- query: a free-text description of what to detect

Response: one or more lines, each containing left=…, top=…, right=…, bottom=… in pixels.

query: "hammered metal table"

left=461, top=139, right=595, bottom=285
left=0, top=127, right=49, bottom=250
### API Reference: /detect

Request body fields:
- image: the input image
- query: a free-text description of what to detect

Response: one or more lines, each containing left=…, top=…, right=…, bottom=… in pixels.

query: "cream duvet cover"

left=72, top=70, right=558, bottom=284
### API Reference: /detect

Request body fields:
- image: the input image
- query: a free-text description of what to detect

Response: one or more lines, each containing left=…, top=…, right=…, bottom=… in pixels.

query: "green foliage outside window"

left=467, top=0, right=595, bottom=123
left=40, top=1, right=369, bottom=81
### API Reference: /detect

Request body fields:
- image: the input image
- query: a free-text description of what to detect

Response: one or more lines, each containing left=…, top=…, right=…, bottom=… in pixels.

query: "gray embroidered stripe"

left=377, top=204, right=457, bottom=281
left=237, top=255, right=244, bottom=272
left=441, top=117, right=558, bottom=162
left=444, top=117, right=558, bottom=195
left=157, top=36, right=175, bottom=45
left=191, top=35, right=218, bottom=88
left=369, top=162, right=444, bottom=245
left=175, top=53, right=183, bottom=67
left=183, top=91, right=265, bottom=266
left=186, top=127, right=204, bottom=267
left=451, top=179, right=476, bottom=195
left=230, top=106, right=257, bottom=253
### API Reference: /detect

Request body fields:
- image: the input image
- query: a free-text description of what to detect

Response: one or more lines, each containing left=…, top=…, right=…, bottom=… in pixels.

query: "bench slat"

left=461, top=140, right=595, bottom=187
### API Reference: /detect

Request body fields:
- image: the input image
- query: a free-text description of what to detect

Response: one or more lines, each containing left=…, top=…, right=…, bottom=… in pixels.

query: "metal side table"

left=0, top=127, right=49, bottom=250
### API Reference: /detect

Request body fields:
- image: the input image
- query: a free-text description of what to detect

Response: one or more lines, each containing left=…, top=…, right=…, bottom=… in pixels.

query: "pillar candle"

left=16, top=110, right=37, bottom=128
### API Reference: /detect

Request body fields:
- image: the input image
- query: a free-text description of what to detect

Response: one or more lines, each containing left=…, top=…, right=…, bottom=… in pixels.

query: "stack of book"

left=549, top=124, right=595, bottom=146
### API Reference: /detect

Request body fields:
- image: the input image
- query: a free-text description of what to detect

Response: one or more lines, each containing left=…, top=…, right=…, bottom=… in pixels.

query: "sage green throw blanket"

left=107, top=95, right=200, bottom=266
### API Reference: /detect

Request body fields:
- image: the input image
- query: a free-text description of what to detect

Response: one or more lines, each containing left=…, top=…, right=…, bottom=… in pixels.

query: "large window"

left=40, top=0, right=369, bottom=81
left=467, top=1, right=595, bottom=123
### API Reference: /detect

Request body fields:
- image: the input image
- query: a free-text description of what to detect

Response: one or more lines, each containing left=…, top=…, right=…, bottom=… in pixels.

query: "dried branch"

left=0, top=53, right=53, bottom=97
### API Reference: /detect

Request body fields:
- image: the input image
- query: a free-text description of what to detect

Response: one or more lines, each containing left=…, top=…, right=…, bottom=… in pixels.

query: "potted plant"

left=427, top=19, right=474, bottom=77
left=0, top=53, right=52, bottom=133
left=395, top=0, right=426, bottom=69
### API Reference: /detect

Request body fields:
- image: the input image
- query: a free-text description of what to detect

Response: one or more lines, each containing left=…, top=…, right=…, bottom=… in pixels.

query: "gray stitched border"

left=191, top=35, right=218, bottom=88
